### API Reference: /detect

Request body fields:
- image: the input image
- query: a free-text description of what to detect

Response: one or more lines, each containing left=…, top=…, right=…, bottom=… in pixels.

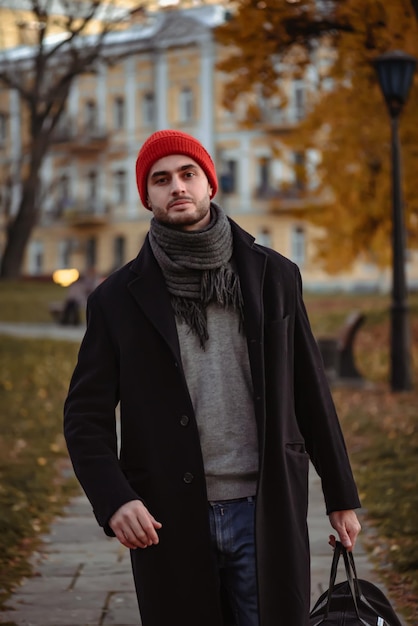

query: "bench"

left=49, top=301, right=65, bottom=323
left=317, top=311, right=365, bottom=381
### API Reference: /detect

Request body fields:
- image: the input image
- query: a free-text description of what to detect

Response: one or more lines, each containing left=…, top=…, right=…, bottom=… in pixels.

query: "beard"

left=149, top=196, right=211, bottom=231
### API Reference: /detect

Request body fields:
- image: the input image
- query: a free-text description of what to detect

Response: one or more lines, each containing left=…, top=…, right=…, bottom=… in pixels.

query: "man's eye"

left=184, top=171, right=195, bottom=178
left=156, top=177, right=167, bottom=184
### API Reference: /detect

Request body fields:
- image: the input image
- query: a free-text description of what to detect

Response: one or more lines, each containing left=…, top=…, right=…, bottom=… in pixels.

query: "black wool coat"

left=64, top=219, right=360, bottom=626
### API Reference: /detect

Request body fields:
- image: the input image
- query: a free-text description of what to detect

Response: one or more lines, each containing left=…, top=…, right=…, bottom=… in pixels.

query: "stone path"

left=0, top=469, right=391, bottom=626
left=0, top=322, right=407, bottom=625
left=0, top=322, right=85, bottom=343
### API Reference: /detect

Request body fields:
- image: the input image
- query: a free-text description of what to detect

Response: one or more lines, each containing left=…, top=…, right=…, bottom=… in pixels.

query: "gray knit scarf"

left=149, top=203, right=244, bottom=347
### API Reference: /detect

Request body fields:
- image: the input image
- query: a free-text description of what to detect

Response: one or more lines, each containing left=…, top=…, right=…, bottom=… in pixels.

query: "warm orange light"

left=52, top=268, right=79, bottom=287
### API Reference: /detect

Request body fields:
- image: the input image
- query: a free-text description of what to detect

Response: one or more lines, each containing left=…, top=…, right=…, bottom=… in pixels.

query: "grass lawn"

left=304, top=291, right=418, bottom=624
left=334, top=384, right=418, bottom=623
left=0, top=280, right=66, bottom=323
left=0, top=282, right=417, bottom=622
left=0, top=335, right=80, bottom=610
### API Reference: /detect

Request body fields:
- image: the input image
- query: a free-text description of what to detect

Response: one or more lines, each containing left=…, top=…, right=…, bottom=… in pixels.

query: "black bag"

left=309, top=542, right=404, bottom=626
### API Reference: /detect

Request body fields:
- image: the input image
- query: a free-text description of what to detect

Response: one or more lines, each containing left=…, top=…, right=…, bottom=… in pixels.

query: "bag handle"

left=322, top=541, right=372, bottom=626
left=342, top=546, right=362, bottom=601
left=344, top=548, right=387, bottom=624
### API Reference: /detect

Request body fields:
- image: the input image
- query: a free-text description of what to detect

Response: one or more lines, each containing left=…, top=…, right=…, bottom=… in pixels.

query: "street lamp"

left=373, top=50, right=417, bottom=391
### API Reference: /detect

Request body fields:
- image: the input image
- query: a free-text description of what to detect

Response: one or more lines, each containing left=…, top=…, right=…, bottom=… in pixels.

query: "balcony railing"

left=255, top=183, right=306, bottom=200
left=257, top=107, right=307, bottom=130
left=52, top=118, right=110, bottom=150
left=61, top=201, right=110, bottom=227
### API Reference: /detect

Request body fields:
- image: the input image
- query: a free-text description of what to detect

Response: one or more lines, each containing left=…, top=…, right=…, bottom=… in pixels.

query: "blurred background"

left=0, top=1, right=417, bottom=623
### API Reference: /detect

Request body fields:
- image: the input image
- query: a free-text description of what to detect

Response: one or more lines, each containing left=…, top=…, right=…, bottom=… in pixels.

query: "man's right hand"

left=109, top=500, right=162, bottom=549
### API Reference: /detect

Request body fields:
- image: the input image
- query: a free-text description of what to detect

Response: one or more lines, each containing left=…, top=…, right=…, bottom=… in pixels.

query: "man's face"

left=146, top=155, right=213, bottom=231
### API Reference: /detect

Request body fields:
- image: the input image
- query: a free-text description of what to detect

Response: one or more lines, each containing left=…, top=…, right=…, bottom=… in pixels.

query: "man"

left=64, top=129, right=361, bottom=626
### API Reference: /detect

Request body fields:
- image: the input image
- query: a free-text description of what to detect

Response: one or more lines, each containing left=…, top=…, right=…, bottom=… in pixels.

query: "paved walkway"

left=0, top=322, right=85, bottom=343
left=0, top=322, right=406, bottom=625
left=0, top=470, right=390, bottom=626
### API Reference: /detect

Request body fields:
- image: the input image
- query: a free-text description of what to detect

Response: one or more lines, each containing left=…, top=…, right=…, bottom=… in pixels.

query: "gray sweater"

left=176, top=302, right=259, bottom=501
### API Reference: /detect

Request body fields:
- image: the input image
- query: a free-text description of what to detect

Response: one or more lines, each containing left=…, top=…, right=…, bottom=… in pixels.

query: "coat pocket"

left=285, top=441, right=308, bottom=455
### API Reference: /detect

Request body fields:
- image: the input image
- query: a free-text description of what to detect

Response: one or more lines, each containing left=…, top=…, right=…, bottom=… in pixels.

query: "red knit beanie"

left=135, top=130, right=218, bottom=209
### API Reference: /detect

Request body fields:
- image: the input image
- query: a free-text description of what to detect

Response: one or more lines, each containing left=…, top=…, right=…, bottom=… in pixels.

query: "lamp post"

left=373, top=50, right=417, bottom=391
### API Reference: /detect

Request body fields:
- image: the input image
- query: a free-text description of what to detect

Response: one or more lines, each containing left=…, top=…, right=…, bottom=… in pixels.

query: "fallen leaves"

left=0, top=335, right=80, bottom=608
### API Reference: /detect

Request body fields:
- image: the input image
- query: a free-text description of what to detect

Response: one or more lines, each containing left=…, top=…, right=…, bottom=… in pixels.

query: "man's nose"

left=170, top=175, right=186, bottom=194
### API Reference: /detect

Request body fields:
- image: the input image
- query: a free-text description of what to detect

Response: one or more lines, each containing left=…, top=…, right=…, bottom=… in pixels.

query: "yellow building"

left=1, top=3, right=417, bottom=291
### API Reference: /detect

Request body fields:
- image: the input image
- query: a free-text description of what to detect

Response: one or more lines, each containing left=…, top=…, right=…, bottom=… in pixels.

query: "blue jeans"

left=208, top=497, right=259, bottom=626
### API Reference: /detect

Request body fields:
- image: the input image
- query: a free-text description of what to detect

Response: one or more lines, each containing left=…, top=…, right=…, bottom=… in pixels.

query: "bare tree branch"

left=0, top=0, right=145, bottom=278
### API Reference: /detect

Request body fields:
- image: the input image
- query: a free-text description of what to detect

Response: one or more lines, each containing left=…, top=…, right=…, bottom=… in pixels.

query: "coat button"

left=180, top=415, right=189, bottom=427
left=183, top=472, right=194, bottom=484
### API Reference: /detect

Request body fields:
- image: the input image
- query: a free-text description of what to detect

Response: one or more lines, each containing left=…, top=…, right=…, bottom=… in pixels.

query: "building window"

left=86, top=237, right=97, bottom=269
left=260, top=158, right=270, bottom=188
left=114, top=235, right=125, bottom=269
left=179, top=86, right=193, bottom=122
left=114, top=170, right=127, bottom=204
left=58, top=239, right=72, bottom=268
left=0, top=112, right=7, bottom=144
left=57, top=173, right=72, bottom=216
left=53, top=108, right=73, bottom=142
left=85, top=100, right=97, bottom=130
left=256, top=157, right=271, bottom=197
left=114, top=96, right=125, bottom=130
left=28, top=240, right=44, bottom=275
left=142, top=92, right=154, bottom=126
left=59, top=173, right=70, bottom=200
left=293, top=81, right=305, bottom=122
left=87, top=171, right=98, bottom=202
left=293, top=151, right=306, bottom=191
left=220, top=160, right=237, bottom=194
left=291, top=225, right=306, bottom=267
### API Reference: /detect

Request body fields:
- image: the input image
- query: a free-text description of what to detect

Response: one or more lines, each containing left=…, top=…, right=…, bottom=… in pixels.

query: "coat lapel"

left=230, top=220, right=267, bottom=343
left=127, top=237, right=182, bottom=364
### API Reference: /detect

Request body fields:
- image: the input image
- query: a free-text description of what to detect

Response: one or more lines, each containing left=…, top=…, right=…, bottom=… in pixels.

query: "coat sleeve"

left=292, top=268, right=361, bottom=514
left=64, top=289, right=140, bottom=534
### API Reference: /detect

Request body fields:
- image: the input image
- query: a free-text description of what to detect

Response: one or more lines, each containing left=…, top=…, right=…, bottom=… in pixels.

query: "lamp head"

left=374, top=50, right=417, bottom=118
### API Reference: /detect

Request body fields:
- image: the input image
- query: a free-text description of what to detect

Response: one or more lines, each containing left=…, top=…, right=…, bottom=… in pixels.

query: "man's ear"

left=208, top=185, right=213, bottom=197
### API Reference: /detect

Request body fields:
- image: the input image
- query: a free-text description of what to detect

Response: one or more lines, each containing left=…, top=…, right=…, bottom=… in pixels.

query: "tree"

left=216, top=0, right=418, bottom=272
left=0, top=0, right=144, bottom=279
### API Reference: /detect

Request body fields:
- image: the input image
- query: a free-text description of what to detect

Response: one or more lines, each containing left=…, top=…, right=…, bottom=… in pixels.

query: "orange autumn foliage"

left=216, top=0, right=418, bottom=272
